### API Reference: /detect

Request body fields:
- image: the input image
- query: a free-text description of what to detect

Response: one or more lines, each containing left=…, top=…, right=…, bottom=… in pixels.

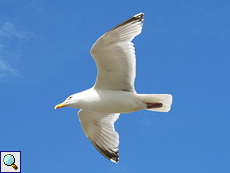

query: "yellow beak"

left=55, top=102, right=66, bottom=109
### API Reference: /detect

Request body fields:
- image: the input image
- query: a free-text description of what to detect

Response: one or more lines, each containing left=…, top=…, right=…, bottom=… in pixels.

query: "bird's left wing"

left=78, top=109, right=120, bottom=163
left=90, top=13, right=144, bottom=92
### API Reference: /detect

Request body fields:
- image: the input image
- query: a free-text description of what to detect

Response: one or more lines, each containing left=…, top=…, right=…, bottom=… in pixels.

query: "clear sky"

left=1, top=0, right=230, bottom=172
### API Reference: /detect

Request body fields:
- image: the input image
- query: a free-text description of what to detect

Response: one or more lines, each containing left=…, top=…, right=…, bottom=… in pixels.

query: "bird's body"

left=67, top=89, right=146, bottom=113
left=55, top=13, right=173, bottom=163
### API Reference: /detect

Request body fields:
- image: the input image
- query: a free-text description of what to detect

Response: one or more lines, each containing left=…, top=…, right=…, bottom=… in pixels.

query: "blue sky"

left=1, top=0, right=230, bottom=172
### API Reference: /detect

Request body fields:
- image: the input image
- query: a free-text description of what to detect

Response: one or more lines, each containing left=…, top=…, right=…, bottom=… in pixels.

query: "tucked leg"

left=147, top=103, right=163, bottom=109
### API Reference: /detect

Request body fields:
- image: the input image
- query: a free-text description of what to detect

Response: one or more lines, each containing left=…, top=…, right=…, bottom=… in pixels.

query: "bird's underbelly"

left=89, top=99, right=145, bottom=113
left=81, top=90, right=146, bottom=113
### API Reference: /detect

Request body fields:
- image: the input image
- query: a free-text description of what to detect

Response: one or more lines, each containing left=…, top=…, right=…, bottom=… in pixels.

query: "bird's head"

left=55, top=95, right=75, bottom=109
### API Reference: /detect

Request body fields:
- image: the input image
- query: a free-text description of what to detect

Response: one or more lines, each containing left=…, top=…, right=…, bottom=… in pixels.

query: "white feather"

left=78, top=109, right=120, bottom=163
left=90, top=12, right=144, bottom=92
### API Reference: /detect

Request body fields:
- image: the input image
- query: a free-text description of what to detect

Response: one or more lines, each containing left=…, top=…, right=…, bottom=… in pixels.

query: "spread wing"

left=78, top=109, right=120, bottom=163
left=90, top=13, right=144, bottom=92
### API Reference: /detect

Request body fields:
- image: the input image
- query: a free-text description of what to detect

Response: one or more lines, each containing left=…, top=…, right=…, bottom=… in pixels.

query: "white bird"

left=55, top=13, right=172, bottom=163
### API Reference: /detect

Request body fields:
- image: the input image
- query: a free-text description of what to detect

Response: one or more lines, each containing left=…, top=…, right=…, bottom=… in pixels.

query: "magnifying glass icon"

left=3, top=154, right=18, bottom=170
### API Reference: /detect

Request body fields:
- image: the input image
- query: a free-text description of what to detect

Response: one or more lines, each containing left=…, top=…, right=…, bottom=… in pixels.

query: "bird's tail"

left=137, top=94, right=173, bottom=112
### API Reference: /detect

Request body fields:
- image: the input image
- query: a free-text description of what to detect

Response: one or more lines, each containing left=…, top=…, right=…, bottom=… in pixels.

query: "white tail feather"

left=137, top=94, right=173, bottom=112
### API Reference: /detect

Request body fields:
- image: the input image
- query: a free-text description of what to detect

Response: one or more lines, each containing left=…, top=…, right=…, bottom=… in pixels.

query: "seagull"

left=55, top=13, right=172, bottom=163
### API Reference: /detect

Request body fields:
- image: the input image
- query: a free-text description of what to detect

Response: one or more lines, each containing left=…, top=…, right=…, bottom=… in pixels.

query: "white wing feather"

left=78, top=109, right=120, bottom=163
left=90, top=13, right=144, bottom=92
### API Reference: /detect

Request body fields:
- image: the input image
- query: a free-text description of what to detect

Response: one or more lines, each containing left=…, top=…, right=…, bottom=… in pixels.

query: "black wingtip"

left=109, top=12, right=144, bottom=33
left=134, top=12, right=144, bottom=22
left=110, top=156, right=119, bottom=164
left=92, top=141, right=119, bottom=163
left=127, top=12, right=144, bottom=24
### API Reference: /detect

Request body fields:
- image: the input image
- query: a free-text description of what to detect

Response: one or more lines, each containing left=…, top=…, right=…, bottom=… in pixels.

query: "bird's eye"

left=68, top=96, right=72, bottom=100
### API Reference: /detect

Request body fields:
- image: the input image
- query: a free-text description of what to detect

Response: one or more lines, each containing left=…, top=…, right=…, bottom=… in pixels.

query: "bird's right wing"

left=78, top=109, right=120, bottom=163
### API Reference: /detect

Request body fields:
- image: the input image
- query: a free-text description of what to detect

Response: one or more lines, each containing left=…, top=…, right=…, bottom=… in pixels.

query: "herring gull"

left=55, top=13, right=172, bottom=163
